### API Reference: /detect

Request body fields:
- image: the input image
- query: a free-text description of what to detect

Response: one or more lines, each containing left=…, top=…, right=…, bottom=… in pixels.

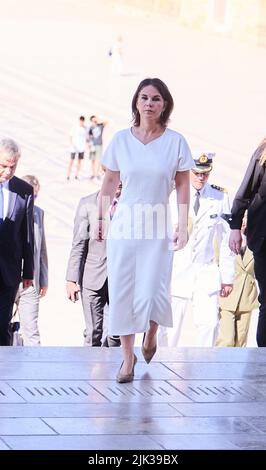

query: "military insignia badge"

left=211, top=184, right=227, bottom=192
left=199, top=154, right=208, bottom=164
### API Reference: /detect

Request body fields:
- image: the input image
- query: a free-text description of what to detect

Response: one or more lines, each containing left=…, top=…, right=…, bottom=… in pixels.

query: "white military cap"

left=192, top=152, right=216, bottom=173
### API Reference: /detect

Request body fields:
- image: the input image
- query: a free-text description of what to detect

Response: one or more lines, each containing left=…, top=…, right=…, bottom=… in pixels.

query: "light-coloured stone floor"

left=0, top=347, right=266, bottom=450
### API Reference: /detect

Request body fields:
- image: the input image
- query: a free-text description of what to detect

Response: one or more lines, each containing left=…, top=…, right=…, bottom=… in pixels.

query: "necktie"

left=0, top=184, right=3, bottom=223
left=193, top=190, right=200, bottom=215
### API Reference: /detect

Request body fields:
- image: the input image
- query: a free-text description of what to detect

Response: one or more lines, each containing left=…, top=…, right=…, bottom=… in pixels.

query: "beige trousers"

left=216, top=308, right=252, bottom=347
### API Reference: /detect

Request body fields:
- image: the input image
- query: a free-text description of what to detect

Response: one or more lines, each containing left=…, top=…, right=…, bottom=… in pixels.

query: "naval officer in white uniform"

left=159, top=152, right=235, bottom=347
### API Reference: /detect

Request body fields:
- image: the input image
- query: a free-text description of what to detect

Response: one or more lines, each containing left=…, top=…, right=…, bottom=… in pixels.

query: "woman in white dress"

left=97, top=78, right=194, bottom=382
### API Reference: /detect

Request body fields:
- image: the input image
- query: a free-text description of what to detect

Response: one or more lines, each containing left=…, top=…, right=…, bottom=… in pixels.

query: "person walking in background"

left=88, top=115, right=108, bottom=180
left=216, top=215, right=258, bottom=347
left=14, top=175, right=48, bottom=346
left=229, top=137, right=266, bottom=346
left=66, top=189, right=121, bottom=347
left=109, top=35, right=123, bottom=76
left=159, top=152, right=235, bottom=347
left=0, top=138, right=34, bottom=345
left=97, top=77, right=193, bottom=382
left=67, top=116, right=87, bottom=181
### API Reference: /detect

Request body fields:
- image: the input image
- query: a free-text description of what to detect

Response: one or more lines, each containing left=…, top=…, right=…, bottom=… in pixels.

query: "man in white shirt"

left=159, top=152, right=235, bottom=347
left=66, top=116, right=87, bottom=181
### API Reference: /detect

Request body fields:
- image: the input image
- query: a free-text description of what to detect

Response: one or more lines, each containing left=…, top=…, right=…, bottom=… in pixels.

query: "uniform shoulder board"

left=211, top=184, right=228, bottom=193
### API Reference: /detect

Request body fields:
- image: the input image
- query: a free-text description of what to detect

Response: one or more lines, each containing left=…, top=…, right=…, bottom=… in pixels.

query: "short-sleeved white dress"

left=101, top=128, right=194, bottom=335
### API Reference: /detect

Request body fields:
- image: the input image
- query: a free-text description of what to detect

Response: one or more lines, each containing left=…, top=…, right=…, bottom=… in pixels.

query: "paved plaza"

left=0, top=347, right=266, bottom=450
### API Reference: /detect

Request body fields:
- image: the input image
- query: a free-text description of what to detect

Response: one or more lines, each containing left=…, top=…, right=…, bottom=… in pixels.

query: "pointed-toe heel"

left=142, top=333, right=157, bottom=364
left=116, top=354, right=137, bottom=383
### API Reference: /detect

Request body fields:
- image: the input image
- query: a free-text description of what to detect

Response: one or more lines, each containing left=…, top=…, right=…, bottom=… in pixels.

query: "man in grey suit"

left=0, top=138, right=34, bottom=345
left=14, top=175, right=48, bottom=345
left=66, top=190, right=120, bottom=347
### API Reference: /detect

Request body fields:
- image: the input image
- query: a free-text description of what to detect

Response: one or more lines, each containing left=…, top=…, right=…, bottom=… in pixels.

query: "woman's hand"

left=173, top=227, right=188, bottom=251
left=94, top=219, right=108, bottom=242
left=229, top=229, right=242, bottom=254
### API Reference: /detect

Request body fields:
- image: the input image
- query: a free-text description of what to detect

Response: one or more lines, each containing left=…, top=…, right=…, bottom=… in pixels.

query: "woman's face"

left=136, top=85, right=166, bottom=123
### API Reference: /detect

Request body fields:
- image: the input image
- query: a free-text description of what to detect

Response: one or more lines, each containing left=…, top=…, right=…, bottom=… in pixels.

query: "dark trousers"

left=0, top=281, right=19, bottom=346
left=254, top=240, right=266, bottom=346
left=81, top=279, right=120, bottom=347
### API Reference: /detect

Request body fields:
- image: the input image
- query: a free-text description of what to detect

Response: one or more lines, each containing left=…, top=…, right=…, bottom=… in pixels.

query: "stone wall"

left=108, top=0, right=266, bottom=46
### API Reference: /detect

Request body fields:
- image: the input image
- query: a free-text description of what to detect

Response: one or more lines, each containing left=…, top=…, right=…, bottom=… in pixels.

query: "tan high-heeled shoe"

left=116, top=354, right=137, bottom=383
left=141, top=333, right=157, bottom=364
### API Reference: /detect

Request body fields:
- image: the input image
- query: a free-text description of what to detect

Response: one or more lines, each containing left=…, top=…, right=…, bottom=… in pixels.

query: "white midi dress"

left=101, top=128, right=194, bottom=335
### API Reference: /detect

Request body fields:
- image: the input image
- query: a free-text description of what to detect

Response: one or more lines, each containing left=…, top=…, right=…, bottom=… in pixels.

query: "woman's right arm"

left=174, top=170, right=190, bottom=250
left=97, top=169, right=120, bottom=240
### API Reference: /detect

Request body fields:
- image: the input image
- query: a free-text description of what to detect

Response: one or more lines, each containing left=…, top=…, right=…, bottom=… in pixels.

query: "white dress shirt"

left=1, top=180, right=10, bottom=219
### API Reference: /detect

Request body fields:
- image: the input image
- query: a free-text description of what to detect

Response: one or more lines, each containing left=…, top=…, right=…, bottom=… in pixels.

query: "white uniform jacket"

left=171, top=183, right=235, bottom=299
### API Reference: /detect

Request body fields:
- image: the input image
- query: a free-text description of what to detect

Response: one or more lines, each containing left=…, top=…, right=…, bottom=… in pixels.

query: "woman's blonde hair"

left=259, top=138, right=266, bottom=165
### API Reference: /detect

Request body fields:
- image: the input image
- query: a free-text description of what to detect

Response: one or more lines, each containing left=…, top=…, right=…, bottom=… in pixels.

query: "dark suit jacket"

left=66, top=191, right=107, bottom=290
left=0, top=176, right=34, bottom=286
left=230, top=139, right=266, bottom=252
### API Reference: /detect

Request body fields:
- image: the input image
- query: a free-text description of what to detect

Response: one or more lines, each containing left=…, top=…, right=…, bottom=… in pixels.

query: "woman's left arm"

left=174, top=170, right=190, bottom=250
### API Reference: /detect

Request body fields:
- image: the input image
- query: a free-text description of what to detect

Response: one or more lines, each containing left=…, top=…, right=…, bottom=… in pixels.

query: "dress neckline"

left=129, top=127, right=168, bottom=146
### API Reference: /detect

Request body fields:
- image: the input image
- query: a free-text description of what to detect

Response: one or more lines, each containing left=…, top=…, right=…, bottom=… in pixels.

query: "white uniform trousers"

left=159, top=290, right=219, bottom=347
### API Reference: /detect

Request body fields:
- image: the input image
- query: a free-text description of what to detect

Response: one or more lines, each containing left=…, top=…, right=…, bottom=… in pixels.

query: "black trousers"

left=0, top=281, right=19, bottom=346
left=254, top=240, right=266, bottom=346
left=81, top=279, right=120, bottom=347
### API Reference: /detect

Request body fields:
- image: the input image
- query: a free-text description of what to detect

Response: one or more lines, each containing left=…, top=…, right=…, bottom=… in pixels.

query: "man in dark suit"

left=66, top=189, right=120, bottom=347
left=0, top=138, right=34, bottom=345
